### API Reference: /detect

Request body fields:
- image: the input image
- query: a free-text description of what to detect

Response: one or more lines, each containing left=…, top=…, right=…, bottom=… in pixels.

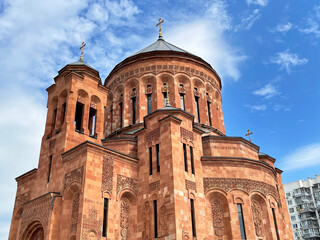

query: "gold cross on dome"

left=80, top=42, right=86, bottom=61
left=245, top=129, right=253, bottom=142
left=156, top=18, right=164, bottom=37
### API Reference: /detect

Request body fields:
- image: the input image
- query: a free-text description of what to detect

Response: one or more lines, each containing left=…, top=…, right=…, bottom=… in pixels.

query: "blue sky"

left=1, top=0, right=320, bottom=237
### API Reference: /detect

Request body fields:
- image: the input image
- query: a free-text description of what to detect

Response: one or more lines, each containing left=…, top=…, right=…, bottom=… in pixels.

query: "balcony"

left=297, top=207, right=316, bottom=213
left=299, top=215, right=318, bottom=221
left=294, top=191, right=310, bottom=197
left=295, top=198, right=312, bottom=204
left=302, top=232, right=320, bottom=239
left=302, top=224, right=319, bottom=230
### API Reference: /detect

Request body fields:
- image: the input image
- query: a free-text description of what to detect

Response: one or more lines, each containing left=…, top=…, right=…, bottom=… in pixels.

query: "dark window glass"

left=47, top=155, right=53, bottom=183
left=88, top=107, right=97, bottom=136
left=190, top=146, right=195, bottom=174
left=195, top=96, right=200, bottom=123
left=147, top=94, right=152, bottom=114
left=163, top=92, right=167, bottom=107
left=154, top=200, right=158, bottom=238
left=52, top=108, right=57, bottom=130
left=61, top=102, right=66, bottom=124
left=119, top=102, right=123, bottom=128
left=156, top=144, right=160, bottom=172
left=180, top=94, right=185, bottom=110
left=75, top=102, right=84, bottom=131
left=132, top=97, right=136, bottom=124
left=272, top=208, right=280, bottom=240
left=190, top=199, right=196, bottom=237
left=102, top=198, right=109, bottom=237
left=149, top=147, right=153, bottom=175
left=237, top=203, right=247, bottom=239
left=207, top=101, right=212, bottom=126
left=110, top=106, right=113, bottom=132
left=183, top=143, right=188, bottom=172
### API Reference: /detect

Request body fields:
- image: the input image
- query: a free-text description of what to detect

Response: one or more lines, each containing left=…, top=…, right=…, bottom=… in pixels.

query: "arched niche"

left=141, top=75, right=156, bottom=116
left=9, top=207, right=23, bottom=239
left=206, top=191, right=232, bottom=239
left=58, top=89, right=68, bottom=128
left=125, top=78, right=139, bottom=125
left=119, top=190, right=137, bottom=240
left=176, top=74, right=192, bottom=112
left=21, top=220, right=44, bottom=240
left=113, top=84, right=124, bottom=129
left=60, top=182, right=81, bottom=239
left=105, top=92, right=114, bottom=136
left=250, top=193, right=272, bottom=239
left=74, top=89, right=89, bottom=133
left=88, top=95, right=101, bottom=137
left=157, top=73, right=175, bottom=108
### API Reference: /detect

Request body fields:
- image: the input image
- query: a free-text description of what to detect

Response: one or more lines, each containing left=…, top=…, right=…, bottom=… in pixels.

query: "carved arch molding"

left=203, top=178, right=280, bottom=202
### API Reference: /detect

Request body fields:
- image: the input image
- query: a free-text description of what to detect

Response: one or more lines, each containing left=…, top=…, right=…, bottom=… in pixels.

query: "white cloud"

left=246, top=104, right=267, bottom=111
left=281, top=143, right=320, bottom=170
left=271, top=50, right=308, bottom=73
left=299, top=5, right=320, bottom=38
left=273, top=104, right=291, bottom=112
left=235, top=9, right=261, bottom=31
left=275, top=22, right=293, bottom=32
left=167, top=0, right=246, bottom=81
left=253, top=83, right=279, bottom=99
left=246, top=0, right=268, bottom=7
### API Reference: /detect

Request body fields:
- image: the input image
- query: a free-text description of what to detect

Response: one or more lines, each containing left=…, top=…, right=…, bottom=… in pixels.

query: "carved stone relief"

left=82, top=206, right=102, bottom=239
left=117, top=174, right=138, bottom=195
left=159, top=205, right=169, bottom=237
left=181, top=127, right=194, bottom=142
left=49, top=139, right=55, bottom=150
left=149, top=180, right=160, bottom=192
left=252, top=200, right=263, bottom=237
left=120, top=198, right=130, bottom=240
left=142, top=201, right=151, bottom=240
left=64, top=166, right=84, bottom=190
left=77, top=96, right=84, bottom=104
left=145, top=128, right=160, bottom=143
left=31, top=228, right=44, bottom=240
left=185, top=180, right=197, bottom=192
left=203, top=178, right=280, bottom=202
left=102, top=155, right=114, bottom=194
left=70, top=192, right=80, bottom=233
left=211, top=198, right=224, bottom=237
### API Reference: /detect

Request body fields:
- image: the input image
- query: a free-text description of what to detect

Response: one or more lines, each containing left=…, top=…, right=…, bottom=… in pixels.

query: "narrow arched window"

left=132, top=88, right=137, bottom=124
left=147, top=85, right=152, bottom=114
left=194, top=88, right=200, bottom=123
left=206, top=93, right=212, bottom=126
left=75, top=102, right=84, bottom=132
left=179, top=84, right=185, bottom=110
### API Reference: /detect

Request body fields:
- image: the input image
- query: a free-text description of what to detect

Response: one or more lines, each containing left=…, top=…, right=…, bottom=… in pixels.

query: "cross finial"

left=156, top=18, right=164, bottom=38
left=165, top=83, right=171, bottom=107
left=80, top=42, right=86, bottom=61
left=245, top=129, right=253, bottom=142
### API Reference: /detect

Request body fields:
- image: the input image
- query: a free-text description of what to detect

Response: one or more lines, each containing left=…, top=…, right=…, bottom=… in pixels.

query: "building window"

left=237, top=203, right=247, bottom=239
left=119, top=101, right=123, bottom=128
left=194, top=88, right=200, bottom=123
left=180, top=84, right=185, bottom=110
left=110, top=105, right=113, bottom=132
left=291, top=216, right=296, bottom=221
left=286, top=192, right=291, bottom=197
left=154, top=200, right=158, bottom=238
left=88, top=107, right=97, bottom=136
left=287, top=200, right=292, bottom=205
left=293, top=223, right=298, bottom=229
left=183, top=143, right=188, bottom=172
left=156, top=144, right=160, bottom=172
left=47, top=155, right=53, bottom=183
left=163, top=83, right=168, bottom=107
left=102, top=198, right=109, bottom=237
left=149, top=147, right=153, bottom=175
left=206, top=93, right=212, bottom=126
left=272, top=208, right=280, bottom=240
left=61, top=102, right=66, bottom=124
left=132, top=89, right=136, bottom=124
left=52, top=108, right=57, bottom=130
left=75, top=102, right=84, bottom=132
left=147, top=94, right=152, bottom=114
left=190, top=146, right=195, bottom=174
left=190, top=199, right=196, bottom=237
left=289, top=208, right=294, bottom=213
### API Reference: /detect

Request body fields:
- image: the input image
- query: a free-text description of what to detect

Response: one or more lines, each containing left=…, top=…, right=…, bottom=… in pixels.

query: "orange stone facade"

left=9, top=39, right=293, bottom=240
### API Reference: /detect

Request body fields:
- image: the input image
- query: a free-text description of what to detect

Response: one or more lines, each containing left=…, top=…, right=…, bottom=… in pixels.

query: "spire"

left=156, top=18, right=164, bottom=39
left=80, top=42, right=86, bottom=61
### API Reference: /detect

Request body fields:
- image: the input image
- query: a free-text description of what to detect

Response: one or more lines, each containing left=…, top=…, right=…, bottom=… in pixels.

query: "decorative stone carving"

left=146, top=128, right=160, bottom=143
left=90, top=102, right=96, bottom=109
left=203, top=178, right=280, bottom=202
left=179, top=86, right=186, bottom=94
left=194, top=89, right=200, bottom=97
left=82, top=206, right=102, bottom=239
left=117, top=175, right=138, bottom=195
left=106, top=64, right=221, bottom=92
left=64, top=166, right=84, bottom=190
left=206, top=94, right=212, bottom=102
left=159, top=205, right=168, bottom=236
left=70, top=192, right=80, bottom=233
left=181, top=127, right=194, bottom=142
left=182, top=227, right=189, bottom=240
left=15, top=192, right=30, bottom=206
left=77, top=96, right=84, bottom=104
left=145, top=86, right=152, bottom=95
left=142, top=201, right=151, bottom=239
left=211, top=198, right=224, bottom=237
left=120, top=198, right=130, bottom=240
left=102, top=155, right=114, bottom=194
left=49, top=139, right=55, bottom=150
left=149, top=180, right=160, bottom=192
left=32, top=228, right=44, bottom=240
left=252, top=200, right=263, bottom=237
left=161, top=85, right=169, bottom=93
left=131, top=90, right=137, bottom=98
left=185, top=180, right=197, bottom=192
left=19, top=193, right=55, bottom=238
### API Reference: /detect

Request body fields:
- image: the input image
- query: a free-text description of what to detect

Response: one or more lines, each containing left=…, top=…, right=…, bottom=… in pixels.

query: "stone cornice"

left=16, top=168, right=37, bottom=183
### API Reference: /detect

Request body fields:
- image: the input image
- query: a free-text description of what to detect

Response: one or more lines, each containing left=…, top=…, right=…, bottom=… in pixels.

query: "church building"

left=9, top=22, right=293, bottom=239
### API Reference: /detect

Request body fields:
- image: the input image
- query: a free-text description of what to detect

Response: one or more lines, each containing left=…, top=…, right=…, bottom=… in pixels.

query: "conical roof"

left=131, top=36, right=194, bottom=57
left=67, top=58, right=98, bottom=72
